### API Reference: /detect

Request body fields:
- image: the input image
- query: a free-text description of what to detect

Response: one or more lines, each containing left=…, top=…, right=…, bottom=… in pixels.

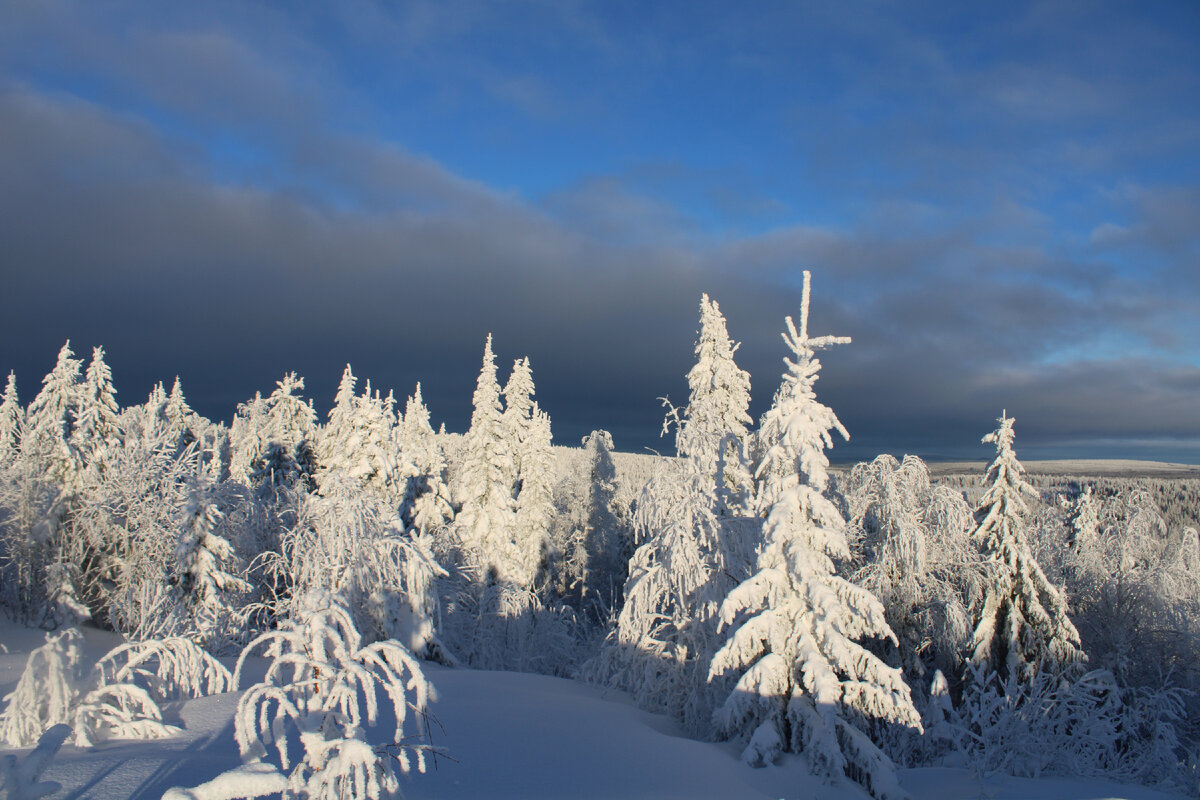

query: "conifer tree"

left=164, top=377, right=197, bottom=453
left=259, top=372, right=319, bottom=491
left=228, top=391, right=272, bottom=486
left=0, top=371, right=22, bottom=467
left=502, top=357, right=553, bottom=589
left=968, top=412, right=1084, bottom=682
left=317, top=365, right=358, bottom=481
left=709, top=272, right=919, bottom=798
left=175, top=486, right=252, bottom=638
left=71, top=347, right=121, bottom=468
left=21, top=342, right=82, bottom=486
left=398, top=383, right=454, bottom=535
left=315, top=367, right=404, bottom=503
left=503, top=357, right=536, bottom=484
left=455, top=335, right=519, bottom=584
left=143, top=382, right=168, bottom=435
left=513, top=403, right=554, bottom=588
left=678, top=294, right=754, bottom=514
left=580, top=429, right=623, bottom=615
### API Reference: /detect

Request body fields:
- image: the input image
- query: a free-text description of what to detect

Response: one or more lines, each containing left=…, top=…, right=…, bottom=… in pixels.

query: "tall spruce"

left=397, top=383, right=454, bottom=535
left=455, top=335, right=519, bottom=584
left=679, top=294, right=754, bottom=514
left=21, top=341, right=83, bottom=487
left=503, top=357, right=552, bottom=589
left=709, top=272, right=920, bottom=799
left=71, top=347, right=121, bottom=468
left=968, top=411, right=1084, bottom=682
left=0, top=371, right=22, bottom=466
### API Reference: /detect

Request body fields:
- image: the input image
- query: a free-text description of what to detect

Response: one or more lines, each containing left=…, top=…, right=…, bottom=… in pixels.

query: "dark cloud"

left=0, top=2, right=1196, bottom=463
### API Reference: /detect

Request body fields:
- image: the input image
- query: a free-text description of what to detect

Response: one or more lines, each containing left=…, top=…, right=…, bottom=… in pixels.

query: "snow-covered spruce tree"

left=70, top=346, right=122, bottom=472
left=577, top=429, right=626, bottom=620
left=677, top=294, right=754, bottom=515
left=166, top=591, right=435, bottom=800
left=228, top=391, right=271, bottom=486
left=503, top=357, right=553, bottom=589
left=164, top=377, right=198, bottom=455
left=397, top=383, right=454, bottom=536
left=708, top=271, right=920, bottom=799
left=967, top=412, right=1084, bottom=683
left=259, top=372, right=319, bottom=493
left=174, top=484, right=253, bottom=641
left=356, top=384, right=407, bottom=507
left=20, top=341, right=82, bottom=488
left=316, top=367, right=405, bottom=507
left=513, top=403, right=554, bottom=589
left=454, top=335, right=519, bottom=585
left=0, top=371, right=24, bottom=467
left=317, top=364, right=358, bottom=474
left=502, top=357, right=536, bottom=487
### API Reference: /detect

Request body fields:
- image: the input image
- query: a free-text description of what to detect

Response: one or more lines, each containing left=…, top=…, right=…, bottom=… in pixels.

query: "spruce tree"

left=318, top=365, right=357, bottom=472
left=21, top=342, right=82, bottom=487
left=709, top=272, right=919, bottom=799
left=679, top=294, right=754, bottom=514
left=513, top=403, right=554, bottom=588
left=502, top=357, right=552, bottom=589
left=163, top=377, right=197, bottom=453
left=175, top=486, right=251, bottom=638
left=397, top=383, right=454, bottom=535
left=0, top=371, right=22, bottom=467
left=259, top=372, right=318, bottom=490
left=502, top=358, right=536, bottom=484
left=968, top=412, right=1084, bottom=682
left=580, top=429, right=623, bottom=615
left=71, top=347, right=121, bottom=468
left=455, top=335, right=519, bottom=584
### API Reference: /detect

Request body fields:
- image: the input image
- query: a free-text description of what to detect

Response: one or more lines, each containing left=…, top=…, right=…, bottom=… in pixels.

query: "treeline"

left=1, top=273, right=1197, bottom=798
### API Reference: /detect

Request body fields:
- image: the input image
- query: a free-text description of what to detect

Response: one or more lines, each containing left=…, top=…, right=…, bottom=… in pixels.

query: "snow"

left=0, top=619, right=1186, bottom=800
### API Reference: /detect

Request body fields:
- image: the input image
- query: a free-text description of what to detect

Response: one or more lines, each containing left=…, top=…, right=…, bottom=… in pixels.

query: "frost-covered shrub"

left=170, top=591, right=436, bottom=800
left=585, top=447, right=743, bottom=736
left=845, top=454, right=981, bottom=685
left=439, top=580, right=579, bottom=675
left=957, top=663, right=1189, bottom=787
left=0, top=630, right=228, bottom=749
left=0, top=629, right=86, bottom=747
left=264, top=476, right=447, bottom=658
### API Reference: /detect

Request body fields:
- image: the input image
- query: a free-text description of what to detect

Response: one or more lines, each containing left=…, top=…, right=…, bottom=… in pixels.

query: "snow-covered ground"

left=0, top=620, right=1186, bottom=800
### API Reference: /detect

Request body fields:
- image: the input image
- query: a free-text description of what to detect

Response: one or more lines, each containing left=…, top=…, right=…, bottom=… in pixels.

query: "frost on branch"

left=709, top=271, right=920, bottom=800
left=169, top=590, right=437, bottom=800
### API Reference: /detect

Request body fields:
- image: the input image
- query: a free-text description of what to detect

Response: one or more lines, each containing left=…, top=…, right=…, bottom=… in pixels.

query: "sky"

left=1, top=0, right=1198, bottom=463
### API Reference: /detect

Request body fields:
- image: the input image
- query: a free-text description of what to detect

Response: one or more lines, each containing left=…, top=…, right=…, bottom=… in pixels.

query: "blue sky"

left=1, top=1, right=1198, bottom=461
